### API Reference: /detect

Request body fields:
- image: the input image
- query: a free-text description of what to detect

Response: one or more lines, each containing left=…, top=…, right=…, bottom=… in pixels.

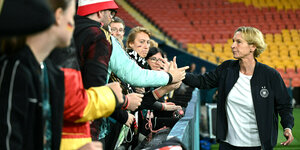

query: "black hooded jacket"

left=73, top=15, right=128, bottom=141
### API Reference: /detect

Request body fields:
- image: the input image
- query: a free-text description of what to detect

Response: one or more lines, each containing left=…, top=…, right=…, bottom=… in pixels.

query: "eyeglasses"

left=149, top=57, right=163, bottom=63
left=111, top=28, right=124, bottom=33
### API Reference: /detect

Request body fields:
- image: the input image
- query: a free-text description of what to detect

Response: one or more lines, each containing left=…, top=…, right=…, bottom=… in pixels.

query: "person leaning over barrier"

left=74, top=0, right=188, bottom=149
left=183, top=26, right=294, bottom=150
left=123, top=28, right=183, bottom=146
left=125, top=27, right=182, bottom=112
left=145, top=47, right=182, bottom=111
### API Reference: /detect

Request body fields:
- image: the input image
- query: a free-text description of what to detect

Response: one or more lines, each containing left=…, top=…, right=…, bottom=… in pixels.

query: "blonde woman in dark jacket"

left=183, top=26, right=294, bottom=150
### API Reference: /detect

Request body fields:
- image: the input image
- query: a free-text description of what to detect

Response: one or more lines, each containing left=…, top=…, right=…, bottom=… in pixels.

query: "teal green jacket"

left=108, top=36, right=170, bottom=87
left=74, top=15, right=171, bottom=88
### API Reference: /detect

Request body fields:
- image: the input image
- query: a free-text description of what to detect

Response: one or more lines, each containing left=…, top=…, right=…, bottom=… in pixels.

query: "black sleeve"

left=138, top=91, right=157, bottom=110
left=0, top=63, right=32, bottom=150
left=183, top=61, right=235, bottom=89
left=152, top=101, right=163, bottom=111
left=82, top=59, right=108, bottom=89
left=167, top=72, right=173, bottom=84
left=78, top=28, right=112, bottom=89
left=137, top=91, right=164, bottom=111
left=183, top=72, right=202, bottom=88
left=272, top=71, right=294, bottom=129
left=183, top=72, right=218, bottom=89
left=110, top=108, right=128, bottom=124
left=183, top=62, right=225, bottom=89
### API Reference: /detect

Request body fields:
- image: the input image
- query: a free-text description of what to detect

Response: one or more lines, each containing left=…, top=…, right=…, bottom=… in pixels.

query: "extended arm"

left=183, top=65, right=221, bottom=89
left=62, top=68, right=120, bottom=123
left=109, top=37, right=188, bottom=87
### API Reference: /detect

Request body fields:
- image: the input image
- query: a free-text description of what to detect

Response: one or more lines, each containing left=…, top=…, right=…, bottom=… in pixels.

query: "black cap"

left=0, top=0, right=55, bottom=36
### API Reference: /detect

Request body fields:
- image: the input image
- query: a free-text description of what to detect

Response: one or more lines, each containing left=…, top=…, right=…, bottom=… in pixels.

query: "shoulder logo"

left=260, top=86, right=269, bottom=98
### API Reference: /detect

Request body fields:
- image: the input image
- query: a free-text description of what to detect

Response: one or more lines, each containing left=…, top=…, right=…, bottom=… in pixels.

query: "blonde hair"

left=149, top=39, right=158, bottom=48
left=235, top=26, right=267, bottom=57
left=126, top=26, right=151, bottom=49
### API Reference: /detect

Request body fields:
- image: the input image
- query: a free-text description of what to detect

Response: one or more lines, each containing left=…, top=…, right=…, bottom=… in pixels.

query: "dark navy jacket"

left=0, top=46, right=64, bottom=150
left=183, top=60, right=294, bottom=150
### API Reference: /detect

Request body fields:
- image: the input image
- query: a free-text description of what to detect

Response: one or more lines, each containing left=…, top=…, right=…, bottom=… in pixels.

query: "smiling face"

left=231, top=31, right=256, bottom=60
left=129, top=32, right=150, bottom=58
left=147, top=52, right=164, bottom=71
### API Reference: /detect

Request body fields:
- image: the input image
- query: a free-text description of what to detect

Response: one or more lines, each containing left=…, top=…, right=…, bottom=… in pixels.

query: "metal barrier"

left=168, top=88, right=200, bottom=150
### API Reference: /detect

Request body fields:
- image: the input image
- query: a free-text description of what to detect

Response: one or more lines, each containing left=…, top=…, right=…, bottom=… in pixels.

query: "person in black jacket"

left=1, top=0, right=124, bottom=150
left=0, top=0, right=76, bottom=149
left=183, top=26, right=294, bottom=150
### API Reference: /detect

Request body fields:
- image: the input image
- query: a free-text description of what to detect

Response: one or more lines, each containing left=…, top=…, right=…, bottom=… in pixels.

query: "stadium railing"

left=168, top=88, right=200, bottom=150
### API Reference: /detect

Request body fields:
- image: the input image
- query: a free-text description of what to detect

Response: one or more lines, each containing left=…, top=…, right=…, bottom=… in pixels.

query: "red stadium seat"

left=292, top=78, right=300, bottom=87
left=126, top=0, right=299, bottom=76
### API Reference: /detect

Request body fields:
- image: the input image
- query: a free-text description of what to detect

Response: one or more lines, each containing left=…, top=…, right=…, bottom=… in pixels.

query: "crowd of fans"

left=0, top=0, right=189, bottom=149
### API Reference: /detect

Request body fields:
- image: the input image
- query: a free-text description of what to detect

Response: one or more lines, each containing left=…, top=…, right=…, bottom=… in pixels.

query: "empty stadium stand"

left=114, top=3, right=141, bottom=28
left=116, top=0, right=180, bottom=48
left=126, top=0, right=300, bottom=87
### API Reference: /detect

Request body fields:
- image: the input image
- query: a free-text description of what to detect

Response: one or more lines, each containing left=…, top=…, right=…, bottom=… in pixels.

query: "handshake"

left=107, top=56, right=189, bottom=106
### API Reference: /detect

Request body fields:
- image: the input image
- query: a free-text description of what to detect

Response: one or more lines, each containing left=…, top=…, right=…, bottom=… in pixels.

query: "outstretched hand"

left=168, top=57, right=189, bottom=83
left=163, top=102, right=182, bottom=111
left=164, top=81, right=182, bottom=91
left=280, top=128, right=294, bottom=146
left=159, top=58, right=170, bottom=72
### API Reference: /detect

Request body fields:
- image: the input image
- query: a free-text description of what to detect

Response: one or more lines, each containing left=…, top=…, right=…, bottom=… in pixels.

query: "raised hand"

left=159, top=58, right=170, bottom=72
left=168, top=57, right=189, bottom=83
left=106, top=82, right=124, bottom=104
left=171, top=56, right=178, bottom=69
left=126, top=93, right=143, bottom=111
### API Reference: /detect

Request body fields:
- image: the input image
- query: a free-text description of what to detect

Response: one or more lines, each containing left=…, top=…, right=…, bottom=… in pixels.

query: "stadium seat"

left=292, top=78, right=300, bottom=87
left=126, top=0, right=300, bottom=87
